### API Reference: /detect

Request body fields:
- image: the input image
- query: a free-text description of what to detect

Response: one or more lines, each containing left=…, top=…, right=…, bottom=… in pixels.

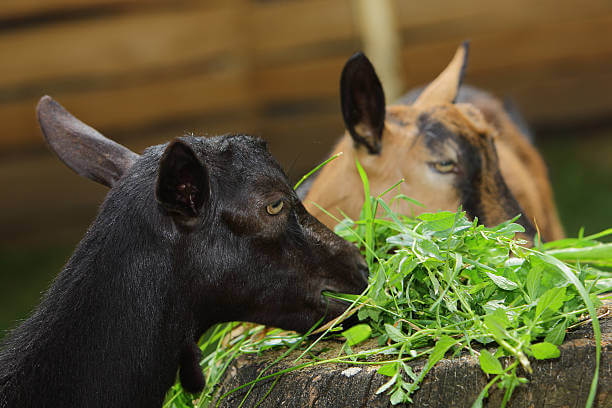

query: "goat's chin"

left=322, top=296, right=352, bottom=320
left=251, top=295, right=356, bottom=334
left=294, top=297, right=361, bottom=336
left=270, top=301, right=349, bottom=334
left=310, top=295, right=354, bottom=329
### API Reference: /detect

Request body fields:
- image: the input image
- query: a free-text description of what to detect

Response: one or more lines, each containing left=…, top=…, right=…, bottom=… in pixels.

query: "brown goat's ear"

left=37, top=96, right=139, bottom=188
left=414, top=41, right=469, bottom=108
left=340, top=52, right=386, bottom=154
left=156, top=139, right=210, bottom=219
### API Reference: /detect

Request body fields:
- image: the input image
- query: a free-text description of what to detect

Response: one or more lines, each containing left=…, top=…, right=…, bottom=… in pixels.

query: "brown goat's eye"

left=266, top=199, right=284, bottom=215
left=432, top=160, right=456, bottom=174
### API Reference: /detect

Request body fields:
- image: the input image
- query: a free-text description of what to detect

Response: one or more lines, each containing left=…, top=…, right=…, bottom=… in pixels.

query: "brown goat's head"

left=305, top=44, right=538, bottom=239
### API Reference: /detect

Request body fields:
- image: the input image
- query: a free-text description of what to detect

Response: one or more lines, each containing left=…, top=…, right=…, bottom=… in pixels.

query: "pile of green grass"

left=164, top=160, right=612, bottom=408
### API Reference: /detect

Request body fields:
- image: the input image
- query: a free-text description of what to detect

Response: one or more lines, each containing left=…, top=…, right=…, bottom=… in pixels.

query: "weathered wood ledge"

left=214, top=311, right=611, bottom=407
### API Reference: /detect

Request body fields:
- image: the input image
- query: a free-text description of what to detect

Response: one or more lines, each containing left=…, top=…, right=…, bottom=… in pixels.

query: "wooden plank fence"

left=1, top=0, right=611, bottom=245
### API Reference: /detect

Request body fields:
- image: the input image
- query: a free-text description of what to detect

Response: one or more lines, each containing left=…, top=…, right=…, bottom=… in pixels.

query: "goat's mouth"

left=320, top=289, right=355, bottom=318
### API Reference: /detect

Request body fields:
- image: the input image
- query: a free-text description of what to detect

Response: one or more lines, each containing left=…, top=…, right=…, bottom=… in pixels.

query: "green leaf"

left=387, top=232, right=417, bottom=247
left=525, top=263, right=541, bottom=300
left=427, top=336, right=458, bottom=369
left=467, top=281, right=491, bottom=294
left=485, top=272, right=519, bottom=291
left=427, top=270, right=440, bottom=294
left=390, top=387, right=406, bottom=405
left=544, top=321, right=567, bottom=345
left=547, top=243, right=612, bottom=267
left=479, top=349, right=504, bottom=374
left=385, top=324, right=408, bottom=343
left=418, top=212, right=456, bottom=231
left=453, top=252, right=464, bottom=275
left=483, top=310, right=509, bottom=340
left=401, top=362, right=418, bottom=381
left=483, top=299, right=507, bottom=315
left=495, top=222, right=525, bottom=237
left=535, top=287, right=566, bottom=318
left=355, top=158, right=374, bottom=266
left=398, top=256, right=419, bottom=277
left=529, top=254, right=569, bottom=289
left=464, top=257, right=498, bottom=274
left=417, top=239, right=443, bottom=260
left=377, top=363, right=397, bottom=377
left=531, top=342, right=560, bottom=360
left=342, top=324, right=372, bottom=346
left=359, top=306, right=381, bottom=322
left=375, top=374, right=397, bottom=394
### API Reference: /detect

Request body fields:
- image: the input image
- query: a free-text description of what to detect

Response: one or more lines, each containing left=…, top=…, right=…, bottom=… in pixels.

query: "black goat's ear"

left=156, top=139, right=209, bottom=218
left=340, top=52, right=386, bottom=154
left=37, top=96, right=139, bottom=188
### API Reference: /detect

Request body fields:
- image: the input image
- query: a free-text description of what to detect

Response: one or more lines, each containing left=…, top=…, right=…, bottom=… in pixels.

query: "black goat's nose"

left=358, top=262, right=370, bottom=283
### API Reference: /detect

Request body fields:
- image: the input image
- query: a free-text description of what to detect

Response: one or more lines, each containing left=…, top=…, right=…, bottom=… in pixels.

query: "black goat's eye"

left=432, top=160, right=456, bottom=174
left=266, top=199, right=284, bottom=215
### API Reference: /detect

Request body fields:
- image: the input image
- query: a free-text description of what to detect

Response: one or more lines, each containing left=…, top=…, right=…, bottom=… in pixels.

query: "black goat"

left=0, top=96, right=368, bottom=408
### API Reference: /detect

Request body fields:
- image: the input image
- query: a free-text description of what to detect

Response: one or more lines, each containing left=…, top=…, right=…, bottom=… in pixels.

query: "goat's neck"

left=0, top=208, right=207, bottom=407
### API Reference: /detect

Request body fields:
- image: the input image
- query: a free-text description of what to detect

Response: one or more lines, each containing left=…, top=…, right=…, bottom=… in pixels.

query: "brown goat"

left=303, top=43, right=564, bottom=242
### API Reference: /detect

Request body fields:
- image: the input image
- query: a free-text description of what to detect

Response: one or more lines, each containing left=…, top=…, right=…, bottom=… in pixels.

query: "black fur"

left=0, top=132, right=368, bottom=408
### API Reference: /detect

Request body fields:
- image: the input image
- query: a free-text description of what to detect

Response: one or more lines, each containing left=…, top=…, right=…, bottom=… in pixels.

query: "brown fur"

left=467, top=94, right=564, bottom=240
left=304, top=46, right=564, bottom=242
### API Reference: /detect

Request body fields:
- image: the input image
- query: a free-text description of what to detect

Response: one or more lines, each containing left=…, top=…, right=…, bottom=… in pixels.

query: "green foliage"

left=164, top=163, right=611, bottom=408
left=342, top=324, right=372, bottom=346
left=531, top=342, right=560, bottom=360
left=479, top=350, right=503, bottom=374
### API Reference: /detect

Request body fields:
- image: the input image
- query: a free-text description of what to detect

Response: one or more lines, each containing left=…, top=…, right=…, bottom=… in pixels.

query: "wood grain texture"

left=1, top=0, right=611, bottom=244
left=2, top=0, right=611, bottom=149
left=1, top=0, right=132, bottom=20
left=0, top=7, right=241, bottom=89
left=214, top=315, right=611, bottom=407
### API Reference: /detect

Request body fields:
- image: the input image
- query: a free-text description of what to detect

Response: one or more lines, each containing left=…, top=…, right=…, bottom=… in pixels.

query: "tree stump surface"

left=213, top=308, right=611, bottom=408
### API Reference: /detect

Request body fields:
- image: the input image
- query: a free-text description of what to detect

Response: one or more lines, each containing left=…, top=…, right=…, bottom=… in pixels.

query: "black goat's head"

left=36, top=96, right=369, bottom=334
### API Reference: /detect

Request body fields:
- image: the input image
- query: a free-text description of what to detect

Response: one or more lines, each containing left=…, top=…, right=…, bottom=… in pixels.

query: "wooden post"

left=214, top=315, right=612, bottom=407
left=353, top=0, right=404, bottom=102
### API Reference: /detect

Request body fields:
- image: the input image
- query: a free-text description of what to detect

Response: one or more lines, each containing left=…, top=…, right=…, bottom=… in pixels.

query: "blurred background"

left=1, top=0, right=611, bottom=336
